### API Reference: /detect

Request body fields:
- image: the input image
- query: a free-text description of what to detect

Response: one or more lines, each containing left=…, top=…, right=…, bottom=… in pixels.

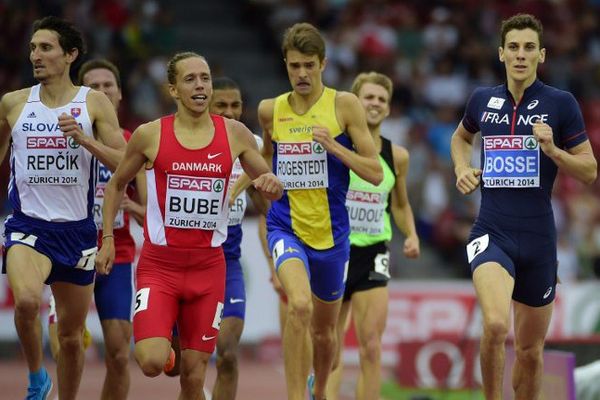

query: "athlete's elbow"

left=583, top=168, right=597, bottom=185
left=370, top=165, right=384, bottom=185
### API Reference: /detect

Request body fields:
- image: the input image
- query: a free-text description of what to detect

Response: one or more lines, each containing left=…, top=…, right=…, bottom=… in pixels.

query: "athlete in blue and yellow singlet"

left=259, top=23, right=382, bottom=400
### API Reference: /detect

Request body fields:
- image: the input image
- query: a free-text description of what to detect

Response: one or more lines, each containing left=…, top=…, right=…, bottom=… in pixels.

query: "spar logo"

left=484, top=136, right=537, bottom=150
left=347, top=190, right=381, bottom=204
left=312, top=142, right=325, bottom=154
left=524, top=136, right=538, bottom=150
left=279, top=142, right=312, bottom=155
left=27, top=136, right=67, bottom=149
left=168, top=175, right=224, bottom=192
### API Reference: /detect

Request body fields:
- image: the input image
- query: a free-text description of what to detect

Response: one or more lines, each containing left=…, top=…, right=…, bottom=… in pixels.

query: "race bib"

left=227, top=159, right=247, bottom=226
left=164, top=174, right=226, bottom=230
left=466, top=234, right=489, bottom=264
left=276, top=141, right=328, bottom=190
left=482, top=135, right=540, bottom=188
left=369, top=251, right=391, bottom=281
left=346, top=189, right=386, bottom=235
left=93, top=183, right=125, bottom=230
left=24, top=136, right=83, bottom=185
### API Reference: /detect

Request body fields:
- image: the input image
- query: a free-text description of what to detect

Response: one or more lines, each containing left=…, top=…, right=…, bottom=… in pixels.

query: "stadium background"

left=2, top=0, right=600, bottom=398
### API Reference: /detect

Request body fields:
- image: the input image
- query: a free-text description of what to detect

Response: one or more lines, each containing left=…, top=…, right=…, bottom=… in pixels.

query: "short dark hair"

left=166, top=51, right=206, bottom=84
left=282, top=23, right=326, bottom=62
left=32, top=16, right=86, bottom=64
left=500, top=13, right=543, bottom=48
left=78, top=59, right=121, bottom=88
left=213, top=77, right=240, bottom=92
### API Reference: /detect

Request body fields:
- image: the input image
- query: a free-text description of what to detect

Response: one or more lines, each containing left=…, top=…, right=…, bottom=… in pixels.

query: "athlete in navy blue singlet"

left=450, top=14, right=597, bottom=400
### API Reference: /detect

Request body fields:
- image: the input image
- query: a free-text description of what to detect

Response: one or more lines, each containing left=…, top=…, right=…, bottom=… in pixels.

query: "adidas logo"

left=27, top=112, right=36, bottom=118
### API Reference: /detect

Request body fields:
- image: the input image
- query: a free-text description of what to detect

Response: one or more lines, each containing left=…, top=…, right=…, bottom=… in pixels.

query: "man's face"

left=169, top=57, right=212, bottom=114
left=29, top=29, right=74, bottom=82
left=357, top=82, right=390, bottom=128
left=82, top=68, right=122, bottom=110
left=285, top=50, right=325, bottom=96
left=499, top=28, right=545, bottom=84
left=210, top=88, right=242, bottom=120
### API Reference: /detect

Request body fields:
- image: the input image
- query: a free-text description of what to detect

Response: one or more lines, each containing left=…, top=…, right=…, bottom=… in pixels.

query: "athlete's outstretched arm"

left=451, top=122, right=482, bottom=195
left=96, top=123, right=152, bottom=274
left=390, top=145, right=420, bottom=259
left=228, top=119, right=283, bottom=201
left=58, top=90, right=126, bottom=171
left=258, top=98, right=275, bottom=169
left=122, top=167, right=147, bottom=226
left=317, top=92, right=382, bottom=185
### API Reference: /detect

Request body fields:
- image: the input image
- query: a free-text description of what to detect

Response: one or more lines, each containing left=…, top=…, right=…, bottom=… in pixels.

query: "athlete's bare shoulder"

left=258, top=98, right=275, bottom=123
left=224, top=118, right=256, bottom=148
left=1, top=88, right=31, bottom=120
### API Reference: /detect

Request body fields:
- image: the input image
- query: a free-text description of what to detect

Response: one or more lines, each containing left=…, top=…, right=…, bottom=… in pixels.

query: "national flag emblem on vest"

left=71, top=107, right=81, bottom=118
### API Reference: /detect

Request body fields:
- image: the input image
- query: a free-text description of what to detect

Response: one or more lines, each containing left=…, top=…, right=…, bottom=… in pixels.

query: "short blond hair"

left=351, top=72, right=393, bottom=102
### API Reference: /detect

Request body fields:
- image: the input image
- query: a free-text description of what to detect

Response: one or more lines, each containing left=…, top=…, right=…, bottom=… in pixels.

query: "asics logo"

left=543, top=286, right=553, bottom=299
left=207, top=152, right=222, bottom=160
left=230, top=298, right=245, bottom=304
left=527, top=100, right=539, bottom=110
left=201, top=334, right=216, bottom=341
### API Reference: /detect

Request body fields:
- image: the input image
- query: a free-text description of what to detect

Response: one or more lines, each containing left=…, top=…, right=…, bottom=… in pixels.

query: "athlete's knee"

left=359, top=331, right=382, bottom=364
left=135, top=351, right=165, bottom=377
left=216, top=344, right=239, bottom=375
left=287, top=296, right=313, bottom=325
left=515, top=342, right=544, bottom=368
left=312, top=323, right=336, bottom=349
left=13, top=292, right=42, bottom=318
left=483, top=318, right=509, bottom=343
left=105, top=344, right=130, bottom=372
left=57, top=329, right=83, bottom=354
left=180, top=359, right=209, bottom=388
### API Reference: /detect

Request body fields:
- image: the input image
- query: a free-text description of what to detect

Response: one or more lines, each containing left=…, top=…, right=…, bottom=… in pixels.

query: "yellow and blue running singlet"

left=268, top=87, right=353, bottom=250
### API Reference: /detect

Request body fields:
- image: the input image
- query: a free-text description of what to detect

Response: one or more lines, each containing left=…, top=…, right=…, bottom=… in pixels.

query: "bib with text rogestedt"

left=482, top=135, right=540, bottom=188
left=276, top=140, right=328, bottom=190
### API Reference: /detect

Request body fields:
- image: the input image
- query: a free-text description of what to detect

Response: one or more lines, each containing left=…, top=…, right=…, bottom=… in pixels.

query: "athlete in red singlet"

left=95, top=52, right=283, bottom=399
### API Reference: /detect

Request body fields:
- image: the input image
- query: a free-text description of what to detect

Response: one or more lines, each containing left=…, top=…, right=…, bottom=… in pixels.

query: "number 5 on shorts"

left=134, top=288, right=150, bottom=315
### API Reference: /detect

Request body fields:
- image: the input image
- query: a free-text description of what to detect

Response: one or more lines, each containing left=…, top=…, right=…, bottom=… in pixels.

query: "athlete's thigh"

left=95, top=262, right=134, bottom=321
left=351, top=287, right=388, bottom=341
left=223, top=258, right=246, bottom=320
left=269, top=230, right=311, bottom=301
left=5, top=244, right=52, bottom=296
left=473, top=262, right=515, bottom=325
left=51, top=280, right=94, bottom=332
left=307, top=241, right=349, bottom=303
left=513, top=230, right=557, bottom=307
left=133, top=261, right=180, bottom=344
left=513, top=301, right=553, bottom=349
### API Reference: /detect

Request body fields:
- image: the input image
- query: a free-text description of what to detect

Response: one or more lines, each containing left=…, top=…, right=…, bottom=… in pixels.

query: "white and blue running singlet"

left=9, top=84, right=97, bottom=222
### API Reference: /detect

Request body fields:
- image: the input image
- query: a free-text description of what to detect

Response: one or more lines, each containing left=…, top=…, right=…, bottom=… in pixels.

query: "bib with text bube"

left=482, top=135, right=540, bottom=188
left=165, top=174, right=227, bottom=230
left=276, top=141, right=328, bottom=190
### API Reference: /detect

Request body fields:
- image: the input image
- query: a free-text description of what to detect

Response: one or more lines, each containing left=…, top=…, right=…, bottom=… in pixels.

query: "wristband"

left=102, top=234, right=114, bottom=240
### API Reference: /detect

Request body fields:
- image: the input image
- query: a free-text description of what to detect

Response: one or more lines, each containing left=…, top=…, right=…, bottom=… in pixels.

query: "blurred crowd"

left=252, top=0, right=600, bottom=280
left=2, top=0, right=600, bottom=279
